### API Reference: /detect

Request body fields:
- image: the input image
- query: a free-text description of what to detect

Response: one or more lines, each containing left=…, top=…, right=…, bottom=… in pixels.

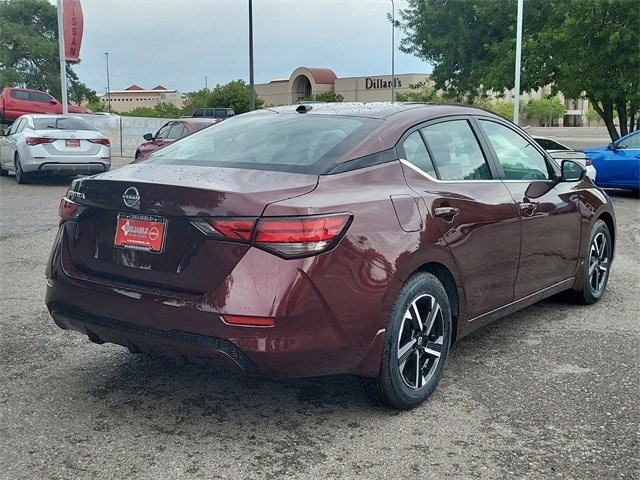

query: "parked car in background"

left=0, top=87, right=89, bottom=124
left=134, top=118, right=221, bottom=160
left=583, top=129, right=640, bottom=192
left=532, top=136, right=597, bottom=181
left=46, top=103, right=615, bottom=410
left=0, top=114, right=110, bottom=184
left=192, top=107, right=234, bottom=119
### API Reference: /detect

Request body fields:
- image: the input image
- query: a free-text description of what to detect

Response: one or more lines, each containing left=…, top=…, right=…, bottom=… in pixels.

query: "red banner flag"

left=63, top=0, right=83, bottom=63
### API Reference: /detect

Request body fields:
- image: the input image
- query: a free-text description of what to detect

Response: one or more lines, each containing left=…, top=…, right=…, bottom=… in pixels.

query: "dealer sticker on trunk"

left=114, top=213, right=166, bottom=253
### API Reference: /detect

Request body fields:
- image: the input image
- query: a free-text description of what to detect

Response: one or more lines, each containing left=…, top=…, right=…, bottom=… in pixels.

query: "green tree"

left=398, top=0, right=639, bottom=139
left=0, top=0, right=95, bottom=104
left=182, top=80, right=263, bottom=115
left=395, top=83, right=442, bottom=103
left=306, top=91, right=344, bottom=102
left=523, top=97, right=565, bottom=126
left=485, top=101, right=514, bottom=120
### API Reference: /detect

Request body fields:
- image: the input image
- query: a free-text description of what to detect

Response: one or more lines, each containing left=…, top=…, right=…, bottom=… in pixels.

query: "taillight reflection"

left=58, top=197, right=87, bottom=222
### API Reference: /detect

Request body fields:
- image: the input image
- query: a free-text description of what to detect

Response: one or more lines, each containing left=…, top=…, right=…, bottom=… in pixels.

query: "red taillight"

left=58, top=197, right=87, bottom=222
left=192, top=218, right=256, bottom=240
left=221, top=314, right=275, bottom=328
left=585, top=158, right=593, bottom=166
left=190, top=213, right=351, bottom=258
left=89, top=138, right=110, bottom=146
left=25, top=137, right=54, bottom=146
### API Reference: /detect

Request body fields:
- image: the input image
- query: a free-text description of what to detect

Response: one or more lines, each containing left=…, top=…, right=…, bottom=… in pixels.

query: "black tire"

left=14, top=154, right=30, bottom=184
left=573, top=219, right=612, bottom=304
left=361, top=272, right=452, bottom=410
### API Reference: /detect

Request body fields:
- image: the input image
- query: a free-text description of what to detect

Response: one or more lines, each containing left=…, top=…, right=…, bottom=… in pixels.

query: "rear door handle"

left=434, top=206, right=460, bottom=218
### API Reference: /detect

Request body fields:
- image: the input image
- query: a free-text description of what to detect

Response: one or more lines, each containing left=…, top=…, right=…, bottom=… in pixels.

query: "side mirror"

left=143, top=133, right=154, bottom=141
left=561, top=160, right=586, bottom=182
left=607, top=142, right=617, bottom=150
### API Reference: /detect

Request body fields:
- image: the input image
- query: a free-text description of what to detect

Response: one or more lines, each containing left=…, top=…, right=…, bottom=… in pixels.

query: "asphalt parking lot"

left=0, top=154, right=638, bottom=479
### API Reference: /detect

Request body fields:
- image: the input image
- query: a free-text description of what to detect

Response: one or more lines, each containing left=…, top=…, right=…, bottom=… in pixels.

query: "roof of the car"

left=182, top=117, right=224, bottom=124
left=254, top=102, right=488, bottom=120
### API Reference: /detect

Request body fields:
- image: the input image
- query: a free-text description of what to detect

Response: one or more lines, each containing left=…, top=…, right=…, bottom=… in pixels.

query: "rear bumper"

left=37, top=162, right=110, bottom=174
left=45, top=226, right=396, bottom=379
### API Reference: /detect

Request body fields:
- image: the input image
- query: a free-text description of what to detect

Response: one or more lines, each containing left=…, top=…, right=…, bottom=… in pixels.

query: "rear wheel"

left=361, top=272, right=452, bottom=410
left=14, top=154, right=30, bottom=184
left=573, top=219, right=612, bottom=304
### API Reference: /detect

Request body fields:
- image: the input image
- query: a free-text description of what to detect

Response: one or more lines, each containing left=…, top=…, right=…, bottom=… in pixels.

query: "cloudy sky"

left=63, top=0, right=430, bottom=94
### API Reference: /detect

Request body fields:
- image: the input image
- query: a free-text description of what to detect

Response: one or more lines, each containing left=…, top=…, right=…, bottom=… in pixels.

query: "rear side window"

left=10, top=90, right=29, bottom=100
left=421, top=120, right=492, bottom=180
left=402, top=131, right=436, bottom=177
left=148, top=113, right=381, bottom=174
left=479, top=120, right=550, bottom=180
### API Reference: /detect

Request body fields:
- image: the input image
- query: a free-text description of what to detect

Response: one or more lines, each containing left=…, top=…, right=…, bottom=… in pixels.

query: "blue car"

left=584, top=129, right=640, bottom=192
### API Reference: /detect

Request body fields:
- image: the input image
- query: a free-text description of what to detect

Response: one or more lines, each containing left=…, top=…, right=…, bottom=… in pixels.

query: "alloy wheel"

left=588, top=232, right=610, bottom=296
left=397, top=294, right=445, bottom=389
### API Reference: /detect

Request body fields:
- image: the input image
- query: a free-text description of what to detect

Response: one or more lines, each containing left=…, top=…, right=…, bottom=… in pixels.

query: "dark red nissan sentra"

left=45, top=103, right=615, bottom=409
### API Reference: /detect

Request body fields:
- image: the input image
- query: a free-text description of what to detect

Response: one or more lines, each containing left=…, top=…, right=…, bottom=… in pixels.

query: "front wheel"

left=361, top=272, right=452, bottom=410
left=573, top=219, right=612, bottom=304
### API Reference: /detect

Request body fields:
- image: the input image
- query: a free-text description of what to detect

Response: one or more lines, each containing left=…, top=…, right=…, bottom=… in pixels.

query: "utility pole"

left=513, top=0, right=524, bottom=124
left=249, top=0, right=255, bottom=111
left=391, top=0, right=395, bottom=102
left=105, top=52, right=111, bottom=113
left=204, top=75, right=208, bottom=90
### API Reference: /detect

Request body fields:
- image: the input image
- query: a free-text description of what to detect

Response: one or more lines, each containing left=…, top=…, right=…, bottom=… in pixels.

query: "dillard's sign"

left=365, top=77, right=402, bottom=89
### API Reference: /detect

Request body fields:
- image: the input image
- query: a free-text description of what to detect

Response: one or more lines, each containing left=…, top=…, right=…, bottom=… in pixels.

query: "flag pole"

left=56, top=0, right=69, bottom=114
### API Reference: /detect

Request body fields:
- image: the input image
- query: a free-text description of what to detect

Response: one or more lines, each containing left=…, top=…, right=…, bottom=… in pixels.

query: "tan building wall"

left=99, top=86, right=184, bottom=113
left=255, top=67, right=430, bottom=106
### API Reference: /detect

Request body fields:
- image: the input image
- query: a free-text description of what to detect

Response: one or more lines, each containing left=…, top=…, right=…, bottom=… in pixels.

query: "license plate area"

left=114, top=213, right=167, bottom=253
left=65, top=139, right=81, bottom=148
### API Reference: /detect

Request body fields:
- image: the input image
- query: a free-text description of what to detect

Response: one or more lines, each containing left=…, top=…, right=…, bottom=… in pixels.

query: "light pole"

left=513, top=0, right=523, bottom=124
left=391, top=0, right=395, bottom=102
left=204, top=75, right=208, bottom=90
left=105, top=52, right=111, bottom=113
left=249, top=0, right=255, bottom=110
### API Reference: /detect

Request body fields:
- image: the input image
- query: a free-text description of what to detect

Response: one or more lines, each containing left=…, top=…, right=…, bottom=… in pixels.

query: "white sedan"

left=532, top=136, right=597, bottom=181
left=0, top=114, right=111, bottom=184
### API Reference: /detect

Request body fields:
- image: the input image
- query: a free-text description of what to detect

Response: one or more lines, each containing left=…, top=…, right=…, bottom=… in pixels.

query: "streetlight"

left=204, top=75, right=208, bottom=90
left=391, top=0, right=395, bottom=102
left=248, top=0, right=255, bottom=110
left=105, top=52, right=111, bottom=113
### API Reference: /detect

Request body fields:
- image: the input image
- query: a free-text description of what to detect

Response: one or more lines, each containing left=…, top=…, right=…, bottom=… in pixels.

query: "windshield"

left=33, top=117, right=96, bottom=131
left=148, top=112, right=381, bottom=174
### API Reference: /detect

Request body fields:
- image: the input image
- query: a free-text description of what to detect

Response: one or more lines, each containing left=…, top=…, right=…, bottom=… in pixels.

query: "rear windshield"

left=33, top=117, right=96, bottom=131
left=148, top=112, right=381, bottom=174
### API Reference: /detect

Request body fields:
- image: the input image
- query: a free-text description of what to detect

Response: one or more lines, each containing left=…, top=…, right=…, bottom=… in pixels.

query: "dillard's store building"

left=255, top=67, right=429, bottom=105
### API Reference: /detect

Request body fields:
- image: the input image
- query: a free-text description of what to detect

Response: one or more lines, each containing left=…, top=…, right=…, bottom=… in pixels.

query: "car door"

left=29, top=91, right=58, bottom=115
left=601, top=131, right=640, bottom=189
left=399, top=118, right=522, bottom=321
left=475, top=117, right=582, bottom=299
left=7, top=89, right=31, bottom=119
left=0, top=118, right=25, bottom=170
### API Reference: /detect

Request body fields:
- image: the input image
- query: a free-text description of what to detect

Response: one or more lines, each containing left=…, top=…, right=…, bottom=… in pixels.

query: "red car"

left=0, top=87, right=88, bottom=124
left=134, top=118, right=221, bottom=160
left=45, top=103, right=615, bottom=409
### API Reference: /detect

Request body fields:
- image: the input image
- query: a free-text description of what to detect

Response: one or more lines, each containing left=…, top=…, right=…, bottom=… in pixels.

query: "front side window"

left=402, top=130, right=436, bottom=177
left=155, top=123, right=172, bottom=139
left=479, top=120, right=550, bottom=180
left=421, top=120, right=491, bottom=180
left=30, top=92, right=54, bottom=103
left=618, top=131, right=640, bottom=149
left=166, top=123, right=186, bottom=140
